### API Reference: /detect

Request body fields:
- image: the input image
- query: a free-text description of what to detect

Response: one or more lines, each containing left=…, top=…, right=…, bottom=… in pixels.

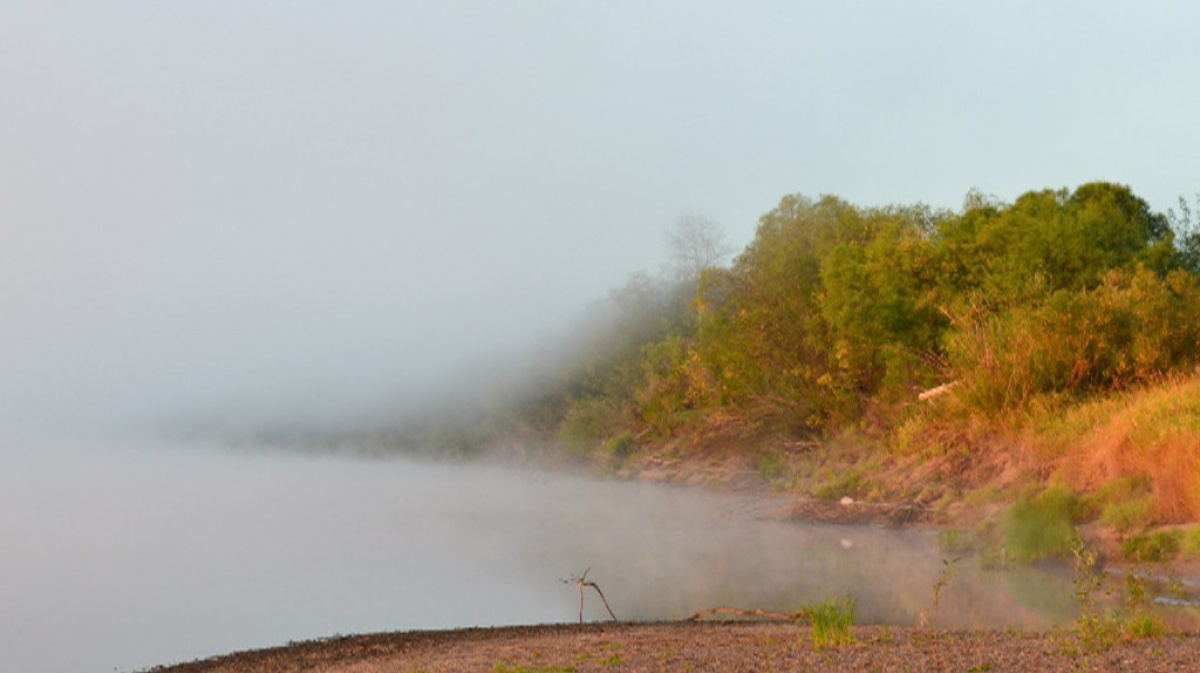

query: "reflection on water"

left=2, top=438, right=1081, bottom=673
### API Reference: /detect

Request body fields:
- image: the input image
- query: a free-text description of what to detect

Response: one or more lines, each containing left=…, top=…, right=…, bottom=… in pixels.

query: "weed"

left=806, top=595, right=857, bottom=649
left=1126, top=614, right=1164, bottom=639
left=1069, top=536, right=1119, bottom=652
left=1122, top=530, right=1182, bottom=562
left=597, top=654, right=623, bottom=666
left=761, top=637, right=776, bottom=673
left=931, top=557, right=960, bottom=614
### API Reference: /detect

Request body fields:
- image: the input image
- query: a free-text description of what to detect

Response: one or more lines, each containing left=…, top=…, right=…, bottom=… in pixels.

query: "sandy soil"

left=144, top=621, right=1200, bottom=673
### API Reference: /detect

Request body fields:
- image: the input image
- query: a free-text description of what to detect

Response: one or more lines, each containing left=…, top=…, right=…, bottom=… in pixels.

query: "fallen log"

left=687, top=606, right=809, bottom=622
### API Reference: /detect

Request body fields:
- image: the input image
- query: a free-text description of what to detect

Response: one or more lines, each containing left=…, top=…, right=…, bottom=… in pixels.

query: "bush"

left=558, top=397, right=625, bottom=456
left=945, top=267, right=1200, bottom=414
left=1005, top=487, right=1080, bottom=562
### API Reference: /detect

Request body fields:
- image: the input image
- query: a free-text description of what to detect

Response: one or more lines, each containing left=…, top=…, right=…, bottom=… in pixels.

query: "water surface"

left=1, top=438, right=1076, bottom=673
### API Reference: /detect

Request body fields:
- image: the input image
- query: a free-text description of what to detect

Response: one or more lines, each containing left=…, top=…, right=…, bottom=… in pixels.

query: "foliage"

left=1005, top=487, right=1081, bottom=562
left=814, top=469, right=871, bottom=501
left=758, top=452, right=787, bottom=482
left=1122, top=530, right=1182, bottom=563
left=806, top=595, right=857, bottom=649
left=936, top=529, right=976, bottom=554
left=479, top=181, right=1200, bottom=516
left=1100, top=497, right=1156, bottom=535
left=1181, top=528, right=1200, bottom=559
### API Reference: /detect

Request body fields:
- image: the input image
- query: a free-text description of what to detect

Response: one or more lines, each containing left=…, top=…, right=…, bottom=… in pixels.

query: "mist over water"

left=1, top=437, right=1077, bottom=673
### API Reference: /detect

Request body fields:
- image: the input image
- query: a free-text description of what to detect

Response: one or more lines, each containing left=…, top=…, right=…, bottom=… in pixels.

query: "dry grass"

left=1050, top=376, right=1200, bottom=523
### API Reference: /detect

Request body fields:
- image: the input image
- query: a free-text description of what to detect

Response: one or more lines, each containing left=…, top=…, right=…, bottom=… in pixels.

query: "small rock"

left=840, top=496, right=855, bottom=506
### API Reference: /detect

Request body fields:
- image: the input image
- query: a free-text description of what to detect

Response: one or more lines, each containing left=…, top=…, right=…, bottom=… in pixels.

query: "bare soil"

left=144, top=622, right=1200, bottom=673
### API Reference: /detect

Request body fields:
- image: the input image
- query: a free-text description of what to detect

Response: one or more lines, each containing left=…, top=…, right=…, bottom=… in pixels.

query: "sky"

left=2, top=1, right=1199, bottom=435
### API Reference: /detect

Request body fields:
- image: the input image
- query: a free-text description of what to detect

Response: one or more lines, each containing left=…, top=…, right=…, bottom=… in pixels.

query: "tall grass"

left=806, top=596, right=857, bottom=649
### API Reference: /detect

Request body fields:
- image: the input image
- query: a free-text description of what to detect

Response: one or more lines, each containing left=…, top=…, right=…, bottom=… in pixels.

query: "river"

left=1, top=436, right=1079, bottom=673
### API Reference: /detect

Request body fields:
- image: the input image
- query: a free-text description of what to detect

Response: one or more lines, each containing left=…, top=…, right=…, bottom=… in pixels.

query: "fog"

left=1, top=440, right=1076, bottom=673
left=4, top=2, right=1200, bottom=436
left=4, top=7, right=1200, bottom=671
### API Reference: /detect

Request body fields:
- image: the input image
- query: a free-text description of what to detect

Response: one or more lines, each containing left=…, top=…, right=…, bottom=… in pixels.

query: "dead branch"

left=687, top=606, right=809, bottom=622
left=561, top=567, right=618, bottom=623
left=918, top=380, right=960, bottom=402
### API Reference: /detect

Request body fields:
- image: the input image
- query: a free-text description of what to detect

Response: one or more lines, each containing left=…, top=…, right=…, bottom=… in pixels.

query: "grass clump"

left=1005, top=487, right=1081, bottom=562
left=1122, top=530, right=1182, bottom=562
left=937, top=529, right=976, bottom=554
left=815, top=469, right=871, bottom=501
left=758, top=452, right=787, bottom=482
left=1180, top=528, right=1200, bottom=559
left=1100, top=496, right=1156, bottom=534
left=806, top=595, right=857, bottom=649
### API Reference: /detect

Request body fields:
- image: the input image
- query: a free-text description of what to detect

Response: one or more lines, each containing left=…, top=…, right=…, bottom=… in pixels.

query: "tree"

left=664, top=211, right=734, bottom=282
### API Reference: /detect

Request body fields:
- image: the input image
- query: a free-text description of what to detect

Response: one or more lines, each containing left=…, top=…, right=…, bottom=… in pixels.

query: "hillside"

left=413, top=182, right=1200, bottom=564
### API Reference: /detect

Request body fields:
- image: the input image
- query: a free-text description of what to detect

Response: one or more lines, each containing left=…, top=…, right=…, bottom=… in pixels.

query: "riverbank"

left=143, top=621, right=1200, bottom=673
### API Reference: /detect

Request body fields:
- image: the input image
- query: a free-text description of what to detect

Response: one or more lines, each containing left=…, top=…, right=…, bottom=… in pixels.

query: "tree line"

left=524, top=182, right=1200, bottom=459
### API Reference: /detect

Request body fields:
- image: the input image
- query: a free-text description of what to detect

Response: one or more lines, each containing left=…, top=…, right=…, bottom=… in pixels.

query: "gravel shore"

left=144, top=621, right=1200, bottom=673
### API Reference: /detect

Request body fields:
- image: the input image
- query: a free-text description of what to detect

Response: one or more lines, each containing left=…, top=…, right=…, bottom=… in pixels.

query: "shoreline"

left=141, top=621, right=1200, bottom=673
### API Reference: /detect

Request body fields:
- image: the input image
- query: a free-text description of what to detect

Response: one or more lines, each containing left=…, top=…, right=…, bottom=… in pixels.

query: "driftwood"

left=688, top=606, right=809, bottom=622
left=918, top=380, right=961, bottom=402
left=562, top=568, right=618, bottom=623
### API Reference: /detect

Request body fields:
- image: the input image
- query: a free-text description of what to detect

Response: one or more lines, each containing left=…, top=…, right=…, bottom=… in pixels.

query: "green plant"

left=600, top=433, right=635, bottom=460
left=758, top=452, right=787, bottom=482
left=1005, top=487, right=1080, bottom=562
left=815, top=470, right=870, bottom=501
left=806, top=595, right=857, bottom=649
left=1100, top=496, right=1155, bottom=534
left=1122, top=530, right=1182, bottom=562
left=1070, top=536, right=1119, bottom=652
left=1117, top=570, right=1164, bottom=639
left=1126, top=614, right=1164, bottom=639
left=878, top=625, right=896, bottom=644
left=937, top=529, right=975, bottom=554
left=1181, top=528, right=1200, bottom=559
left=931, top=557, right=960, bottom=614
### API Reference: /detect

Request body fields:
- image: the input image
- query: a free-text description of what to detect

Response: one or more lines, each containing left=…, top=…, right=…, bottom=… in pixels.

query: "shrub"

left=558, top=397, right=624, bottom=455
left=1005, top=487, right=1080, bottom=562
left=945, top=267, right=1200, bottom=414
